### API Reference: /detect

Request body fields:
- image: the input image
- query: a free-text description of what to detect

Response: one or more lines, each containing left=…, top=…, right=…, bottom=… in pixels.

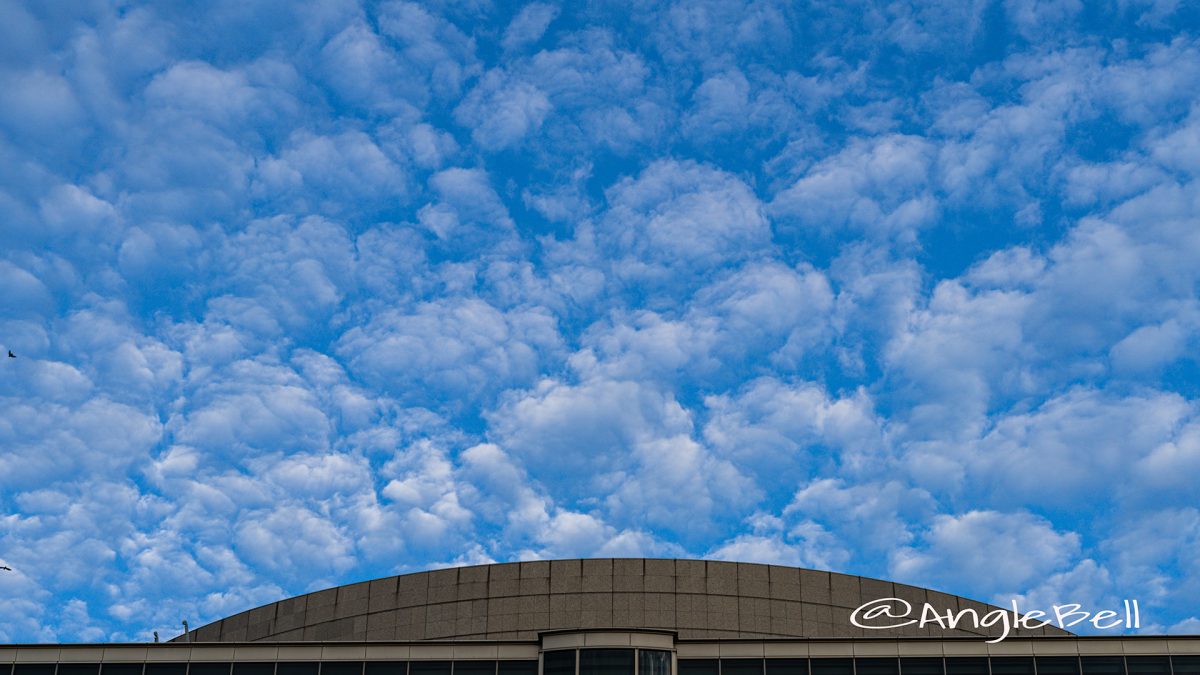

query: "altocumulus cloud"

left=2, top=0, right=1200, bottom=642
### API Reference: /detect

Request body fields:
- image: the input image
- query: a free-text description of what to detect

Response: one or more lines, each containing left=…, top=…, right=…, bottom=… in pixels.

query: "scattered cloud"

left=2, top=0, right=1198, bottom=642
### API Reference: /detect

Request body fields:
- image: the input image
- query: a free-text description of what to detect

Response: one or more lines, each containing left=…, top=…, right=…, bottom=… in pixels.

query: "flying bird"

left=0, top=565, right=11, bottom=571
left=6, top=350, right=13, bottom=358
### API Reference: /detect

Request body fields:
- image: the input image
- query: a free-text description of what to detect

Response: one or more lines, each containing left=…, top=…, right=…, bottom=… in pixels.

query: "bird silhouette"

left=0, top=565, right=11, bottom=571
left=6, top=350, right=13, bottom=358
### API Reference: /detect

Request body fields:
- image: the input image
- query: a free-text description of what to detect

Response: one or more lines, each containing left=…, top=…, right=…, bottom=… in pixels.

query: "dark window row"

left=4, top=662, right=538, bottom=675
left=544, top=648, right=674, bottom=675
left=679, top=657, right=1200, bottom=675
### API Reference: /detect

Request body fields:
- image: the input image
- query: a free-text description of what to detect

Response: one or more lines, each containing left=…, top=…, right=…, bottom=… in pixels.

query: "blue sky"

left=2, top=0, right=1200, bottom=643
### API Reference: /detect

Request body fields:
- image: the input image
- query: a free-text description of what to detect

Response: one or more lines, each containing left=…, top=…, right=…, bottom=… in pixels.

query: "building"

left=2, top=560, right=1195, bottom=675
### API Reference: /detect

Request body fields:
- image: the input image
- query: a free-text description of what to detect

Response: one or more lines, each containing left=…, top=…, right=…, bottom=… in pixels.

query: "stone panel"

left=799, top=570, right=832, bottom=604
left=460, top=565, right=489, bottom=584
left=613, top=574, right=643, bottom=592
left=520, top=561, right=550, bottom=578
left=829, top=574, right=861, bottom=609
left=369, top=577, right=399, bottom=612
left=706, top=561, right=738, bottom=595
left=518, top=576, right=549, bottom=595
left=737, top=563, right=770, bottom=598
left=551, top=572, right=583, bottom=593
left=397, top=574, right=429, bottom=607
left=246, top=620, right=273, bottom=641
left=643, top=574, right=674, bottom=593
left=334, top=581, right=370, bottom=619
left=613, top=559, right=643, bottom=576
left=645, top=559, right=675, bottom=576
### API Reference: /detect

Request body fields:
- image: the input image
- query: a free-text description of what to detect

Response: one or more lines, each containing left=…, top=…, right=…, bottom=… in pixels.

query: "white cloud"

left=892, top=510, right=1082, bottom=597
left=336, top=297, right=562, bottom=401
left=703, top=378, right=884, bottom=484
left=502, top=3, right=559, bottom=53
left=599, top=159, right=771, bottom=281
left=966, top=388, right=1192, bottom=510
left=454, top=73, right=552, bottom=151
left=234, top=507, right=357, bottom=579
left=1004, top=0, right=1082, bottom=42
left=785, top=479, right=935, bottom=554
left=772, top=135, right=937, bottom=242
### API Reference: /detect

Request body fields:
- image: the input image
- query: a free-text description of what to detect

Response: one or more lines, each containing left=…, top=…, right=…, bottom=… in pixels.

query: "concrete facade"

left=175, top=559, right=1070, bottom=643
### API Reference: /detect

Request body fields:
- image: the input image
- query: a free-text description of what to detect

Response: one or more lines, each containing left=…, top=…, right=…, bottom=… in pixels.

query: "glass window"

left=640, top=652, right=670, bottom=675
left=498, top=664, right=535, bottom=675
left=991, top=659, right=1034, bottom=675
left=857, top=661, right=899, bottom=675
left=810, top=660, right=852, bottom=675
left=324, top=665, right=364, bottom=675
left=145, top=664, right=186, bottom=675
left=191, top=664, right=232, bottom=675
left=1081, top=659, right=1123, bottom=675
left=1037, top=659, right=1079, bottom=675
left=680, top=661, right=718, bottom=675
left=410, top=664, right=449, bottom=675
left=103, top=665, right=143, bottom=675
left=60, top=665, right=101, bottom=675
left=1174, top=658, right=1200, bottom=675
left=279, top=664, right=320, bottom=675
left=767, top=661, right=807, bottom=675
left=454, top=663, right=495, bottom=675
left=901, top=660, right=942, bottom=675
left=545, top=652, right=576, bottom=675
left=1126, top=659, right=1169, bottom=675
left=580, top=649, right=633, bottom=675
left=366, top=664, right=406, bottom=675
left=14, top=666, right=56, bottom=675
left=233, top=664, right=274, bottom=675
left=946, top=660, right=988, bottom=675
left=723, top=660, right=763, bottom=675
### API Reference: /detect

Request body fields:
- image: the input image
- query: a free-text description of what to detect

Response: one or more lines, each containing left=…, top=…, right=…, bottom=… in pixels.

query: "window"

left=580, top=649, right=633, bottom=675
left=145, top=665, right=187, bottom=675
left=945, top=660, right=987, bottom=675
left=767, top=660, right=807, bottom=675
left=102, top=665, right=143, bottom=675
left=1126, top=659, right=1169, bottom=675
left=1174, top=658, right=1200, bottom=675
left=680, top=660, right=718, bottom=675
left=410, top=664, right=450, bottom=675
left=323, top=664, right=364, bottom=675
left=278, top=664, right=320, bottom=675
left=991, top=659, right=1034, bottom=675
left=366, top=665, right=406, bottom=675
left=59, top=666, right=100, bottom=675
left=1081, top=659, right=1123, bottom=675
left=722, top=660, right=763, bottom=675
left=14, top=665, right=56, bottom=675
left=544, top=652, right=576, bottom=675
left=810, top=660, right=852, bottom=675
left=1037, top=658, right=1079, bottom=675
left=901, top=659, right=942, bottom=675
left=857, top=660, right=899, bottom=675
left=498, top=663, right=536, bottom=675
left=640, top=651, right=670, bottom=675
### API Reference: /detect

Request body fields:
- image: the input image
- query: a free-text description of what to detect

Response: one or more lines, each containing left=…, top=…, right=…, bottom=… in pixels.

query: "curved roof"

left=177, top=559, right=1070, bottom=642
